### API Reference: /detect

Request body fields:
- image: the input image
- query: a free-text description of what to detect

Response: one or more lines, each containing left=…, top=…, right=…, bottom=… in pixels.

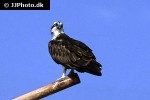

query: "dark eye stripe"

left=55, top=23, right=58, bottom=26
left=51, top=25, right=55, bottom=30
left=51, top=22, right=60, bottom=30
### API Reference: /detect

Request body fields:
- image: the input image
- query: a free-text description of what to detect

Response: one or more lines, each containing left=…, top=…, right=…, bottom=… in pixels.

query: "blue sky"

left=0, top=0, right=150, bottom=100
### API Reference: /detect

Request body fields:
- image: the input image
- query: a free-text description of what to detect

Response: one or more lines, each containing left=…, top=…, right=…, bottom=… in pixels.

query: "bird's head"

left=51, top=21, right=64, bottom=34
left=51, top=21, right=64, bottom=40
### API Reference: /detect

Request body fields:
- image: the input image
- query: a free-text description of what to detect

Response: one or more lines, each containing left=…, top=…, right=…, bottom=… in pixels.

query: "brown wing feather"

left=48, top=40, right=71, bottom=64
left=70, top=39, right=95, bottom=58
left=67, top=39, right=95, bottom=67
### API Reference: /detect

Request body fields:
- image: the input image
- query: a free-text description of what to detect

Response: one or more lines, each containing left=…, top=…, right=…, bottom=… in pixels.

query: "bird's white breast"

left=51, top=27, right=62, bottom=40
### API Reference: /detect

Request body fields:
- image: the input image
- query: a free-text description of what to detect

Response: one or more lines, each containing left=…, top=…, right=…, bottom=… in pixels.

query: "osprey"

left=48, top=21, right=102, bottom=78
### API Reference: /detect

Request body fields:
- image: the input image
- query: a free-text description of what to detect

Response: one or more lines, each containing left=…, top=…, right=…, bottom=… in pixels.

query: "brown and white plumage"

left=48, top=21, right=102, bottom=78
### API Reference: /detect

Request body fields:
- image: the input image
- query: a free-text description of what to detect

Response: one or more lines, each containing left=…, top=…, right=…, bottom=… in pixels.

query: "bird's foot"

left=56, top=74, right=66, bottom=81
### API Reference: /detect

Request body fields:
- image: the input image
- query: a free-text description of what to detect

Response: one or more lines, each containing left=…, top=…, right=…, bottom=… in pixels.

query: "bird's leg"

left=61, top=66, right=67, bottom=78
left=57, top=66, right=66, bottom=80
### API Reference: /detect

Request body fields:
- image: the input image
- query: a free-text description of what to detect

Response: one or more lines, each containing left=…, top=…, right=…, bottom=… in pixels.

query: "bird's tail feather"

left=86, top=60, right=102, bottom=76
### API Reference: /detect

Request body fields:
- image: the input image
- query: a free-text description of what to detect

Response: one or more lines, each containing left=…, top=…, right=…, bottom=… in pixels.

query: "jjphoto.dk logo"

left=4, top=2, right=43, bottom=8
left=0, top=0, right=50, bottom=10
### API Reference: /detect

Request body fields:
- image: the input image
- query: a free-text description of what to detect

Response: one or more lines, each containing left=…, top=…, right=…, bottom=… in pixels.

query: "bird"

left=48, top=21, right=102, bottom=79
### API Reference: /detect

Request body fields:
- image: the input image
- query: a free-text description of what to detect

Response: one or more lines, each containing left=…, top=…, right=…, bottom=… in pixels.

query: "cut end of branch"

left=13, top=73, right=80, bottom=100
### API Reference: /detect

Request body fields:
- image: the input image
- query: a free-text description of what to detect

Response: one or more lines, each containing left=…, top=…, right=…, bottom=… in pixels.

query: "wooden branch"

left=13, top=73, right=80, bottom=100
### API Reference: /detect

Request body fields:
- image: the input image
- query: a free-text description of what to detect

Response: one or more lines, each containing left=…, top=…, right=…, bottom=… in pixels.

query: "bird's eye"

left=55, top=23, right=58, bottom=26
